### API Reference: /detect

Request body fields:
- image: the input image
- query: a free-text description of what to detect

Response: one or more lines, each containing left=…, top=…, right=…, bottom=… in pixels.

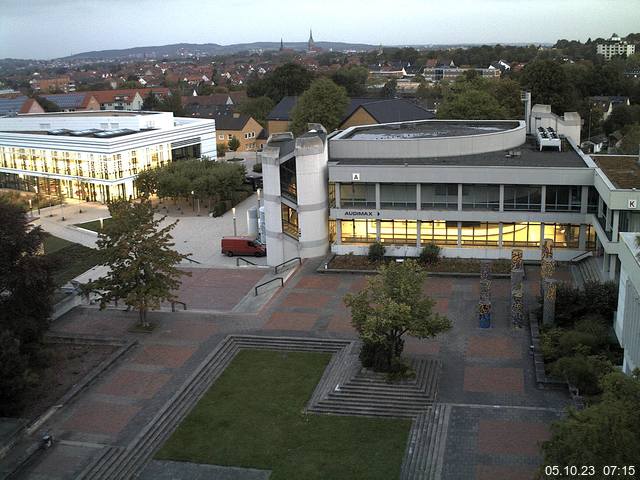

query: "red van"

left=221, top=237, right=266, bottom=257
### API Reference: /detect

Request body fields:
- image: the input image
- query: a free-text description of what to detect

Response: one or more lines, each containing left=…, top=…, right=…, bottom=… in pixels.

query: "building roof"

left=212, top=111, right=252, bottom=131
left=592, top=155, right=640, bottom=189
left=41, top=93, right=95, bottom=109
left=331, top=136, right=588, bottom=168
left=182, top=92, right=247, bottom=107
left=83, top=88, right=170, bottom=105
left=0, top=96, right=33, bottom=115
left=267, top=96, right=435, bottom=124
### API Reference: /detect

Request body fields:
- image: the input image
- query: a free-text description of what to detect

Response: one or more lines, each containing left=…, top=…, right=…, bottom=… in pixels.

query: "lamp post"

left=257, top=188, right=261, bottom=209
left=99, top=217, right=104, bottom=230
left=191, top=190, right=195, bottom=212
left=232, top=207, right=237, bottom=236
left=28, top=199, right=33, bottom=218
left=34, top=184, right=41, bottom=215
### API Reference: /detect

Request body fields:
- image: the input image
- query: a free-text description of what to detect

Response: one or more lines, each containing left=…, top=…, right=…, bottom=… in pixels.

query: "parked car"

left=221, top=236, right=266, bottom=257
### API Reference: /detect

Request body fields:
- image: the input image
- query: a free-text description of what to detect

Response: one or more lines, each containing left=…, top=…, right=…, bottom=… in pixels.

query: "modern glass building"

left=0, top=111, right=216, bottom=202
left=261, top=117, right=640, bottom=283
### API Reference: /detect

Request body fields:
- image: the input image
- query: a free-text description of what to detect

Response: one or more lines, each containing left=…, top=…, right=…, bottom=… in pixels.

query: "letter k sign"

left=629, top=199, right=637, bottom=209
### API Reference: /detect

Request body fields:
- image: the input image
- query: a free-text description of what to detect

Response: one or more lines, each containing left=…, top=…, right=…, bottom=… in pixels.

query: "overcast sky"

left=1, top=0, right=639, bottom=59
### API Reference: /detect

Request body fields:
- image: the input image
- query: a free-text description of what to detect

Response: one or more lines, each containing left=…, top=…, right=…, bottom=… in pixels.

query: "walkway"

left=3, top=259, right=570, bottom=480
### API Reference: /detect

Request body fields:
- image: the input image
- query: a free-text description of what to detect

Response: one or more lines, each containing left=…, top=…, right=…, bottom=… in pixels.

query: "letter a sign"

left=629, top=199, right=637, bottom=209
left=352, top=173, right=360, bottom=181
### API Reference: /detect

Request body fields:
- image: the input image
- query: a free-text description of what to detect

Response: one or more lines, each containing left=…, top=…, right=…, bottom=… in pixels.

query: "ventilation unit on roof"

left=536, top=127, right=561, bottom=152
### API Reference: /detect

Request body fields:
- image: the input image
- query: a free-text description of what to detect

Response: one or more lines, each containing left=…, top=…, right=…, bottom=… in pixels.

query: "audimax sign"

left=343, top=211, right=381, bottom=217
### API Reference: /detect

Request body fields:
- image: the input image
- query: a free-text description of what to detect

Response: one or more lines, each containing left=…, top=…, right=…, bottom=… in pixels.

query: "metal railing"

left=171, top=301, right=187, bottom=312
left=236, top=257, right=257, bottom=266
left=254, top=277, right=283, bottom=296
left=569, top=251, right=593, bottom=263
left=274, top=257, right=301, bottom=274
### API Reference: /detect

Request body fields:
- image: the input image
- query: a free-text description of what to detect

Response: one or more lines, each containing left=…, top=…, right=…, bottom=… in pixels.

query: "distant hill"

left=60, top=41, right=380, bottom=60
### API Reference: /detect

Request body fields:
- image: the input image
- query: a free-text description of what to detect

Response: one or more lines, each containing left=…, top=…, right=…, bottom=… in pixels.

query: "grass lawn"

left=156, top=350, right=411, bottom=480
left=74, top=218, right=112, bottom=232
left=43, top=234, right=102, bottom=287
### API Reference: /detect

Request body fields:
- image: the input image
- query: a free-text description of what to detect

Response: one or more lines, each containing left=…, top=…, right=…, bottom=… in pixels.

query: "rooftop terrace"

left=341, top=120, right=521, bottom=140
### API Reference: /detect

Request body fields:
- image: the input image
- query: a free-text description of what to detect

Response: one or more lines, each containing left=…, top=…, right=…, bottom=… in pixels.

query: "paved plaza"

left=3, top=258, right=570, bottom=480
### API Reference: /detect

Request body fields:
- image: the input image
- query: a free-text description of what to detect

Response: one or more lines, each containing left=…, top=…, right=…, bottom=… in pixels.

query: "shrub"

left=540, top=327, right=564, bottom=363
left=551, top=354, right=614, bottom=396
left=419, top=243, right=441, bottom=265
left=368, top=242, right=385, bottom=262
left=253, top=163, right=263, bottom=173
left=557, top=330, right=602, bottom=356
left=553, top=281, right=618, bottom=328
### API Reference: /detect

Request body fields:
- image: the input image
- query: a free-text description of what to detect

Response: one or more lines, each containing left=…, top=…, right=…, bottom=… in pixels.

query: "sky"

left=1, top=0, right=639, bottom=59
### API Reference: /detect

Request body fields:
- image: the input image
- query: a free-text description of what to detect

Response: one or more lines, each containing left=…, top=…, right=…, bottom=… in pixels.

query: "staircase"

left=572, top=255, right=603, bottom=287
left=400, top=404, right=452, bottom=480
left=308, top=358, right=441, bottom=418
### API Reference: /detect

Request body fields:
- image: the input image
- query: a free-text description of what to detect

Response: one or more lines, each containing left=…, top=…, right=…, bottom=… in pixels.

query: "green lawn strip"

left=74, top=218, right=112, bottom=232
left=43, top=236, right=102, bottom=287
left=43, top=234, right=74, bottom=254
left=156, top=350, right=411, bottom=480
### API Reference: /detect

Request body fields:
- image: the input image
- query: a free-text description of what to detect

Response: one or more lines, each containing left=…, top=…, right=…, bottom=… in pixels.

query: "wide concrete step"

left=311, top=404, right=422, bottom=418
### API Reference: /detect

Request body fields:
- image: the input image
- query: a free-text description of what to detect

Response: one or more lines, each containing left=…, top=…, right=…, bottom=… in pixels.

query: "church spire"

left=280, top=37, right=284, bottom=51
left=308, top=28, right=315, bottom=52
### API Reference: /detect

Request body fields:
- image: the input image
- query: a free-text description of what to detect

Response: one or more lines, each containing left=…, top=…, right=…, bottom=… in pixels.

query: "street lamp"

left=191, top=190, right=195, bottom=212
left=34, top=184, right=40, bottom=215
left=99, top=217, right=104, bottom=230
left=232, top=207, right=237, bottom=236
left=257, top=188, right=261, bottom=209
left=28, top=199, right=33, bottom=218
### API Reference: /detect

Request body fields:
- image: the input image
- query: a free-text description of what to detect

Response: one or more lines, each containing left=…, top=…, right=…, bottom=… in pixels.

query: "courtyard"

left=1, top=258, right=570, bottom=480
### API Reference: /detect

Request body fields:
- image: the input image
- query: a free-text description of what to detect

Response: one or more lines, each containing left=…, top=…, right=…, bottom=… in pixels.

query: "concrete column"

left=457, top=221, right=462, bottom=247
left=609, top=254, right=617, bottom=281
left=612, top=210, right=620, bottom=241
left=603, top=253, right=610, bottom=275
left=335, top=219, right=342, bottom=245
left=579, top=224, right=587, bottom=250
left=540, top=185, right=546, bottom=213
left=580, top=185, right=589, bottom=214
left=605, top=207, right=612, bottom=232
left=416, top=220, right=421, bottom=248
left=335, top=182, right=341, bottom=208
left=375, top=183, right=381, bottom=210
left=261, top=147, right=285, bottom=267
left=416, top=184, right=421, bottom=211
left=457, top=183, right=463, bottom=211
left=499, top=185, right=505, bottom=212
left=598, top=197, right=603, bottom=217
left=375, top=219, right=380, bottom=241
left=498, top=223, right=504, bottom=248
left=294, top=134, right=329, bottom=260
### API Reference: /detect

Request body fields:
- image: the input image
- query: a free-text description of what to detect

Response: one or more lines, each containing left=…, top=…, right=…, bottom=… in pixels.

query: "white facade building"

left=597, top=34, right=636, bottom=60
left=0, top=111, right=216, bottom=202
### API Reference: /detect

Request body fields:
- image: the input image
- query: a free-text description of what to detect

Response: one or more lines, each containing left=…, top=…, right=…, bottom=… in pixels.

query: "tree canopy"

left=246, top=62, right=314, bottom=103
left=541, top=371, right=640, bottom=473
left=83, top=199, right=190, bottom=327
left=344, top=260, right=451, bottom=372
left=0, top=198, right=53, bottom=415
left=238, top=95, right=275, bottom=127
left=331, top=66, right=369, bottom=97
left=289, top=78, right=349, bottom=134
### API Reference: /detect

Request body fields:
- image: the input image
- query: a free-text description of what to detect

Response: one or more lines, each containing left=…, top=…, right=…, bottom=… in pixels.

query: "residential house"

left=590, top=96, right=631, bottom=120
left=40, top=93, right=100, bottom=112
left=266, top=97, right=435, bottom=135
left=30, top=76, right=75, bottom=93
left=0, top=96, right=45, bottom=116
left=597, top=34, right=636, bottom=60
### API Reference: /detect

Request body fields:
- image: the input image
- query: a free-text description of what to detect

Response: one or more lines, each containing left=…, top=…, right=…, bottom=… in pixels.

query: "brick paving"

left=12, top=259, right=572, bottom=480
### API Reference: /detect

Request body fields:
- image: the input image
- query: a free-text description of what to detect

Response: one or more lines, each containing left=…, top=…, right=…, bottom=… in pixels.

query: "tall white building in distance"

left=596, top=33, right=636, bottom=60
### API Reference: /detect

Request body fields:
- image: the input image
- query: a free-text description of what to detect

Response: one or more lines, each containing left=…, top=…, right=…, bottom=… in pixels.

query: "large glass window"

left=421, top=184, right=458, bottom=210
left=341, top=219, right=377, bottom=243
left=543, top=224, right=580, bottom=248
left=380, top=184, right=416, bottom=209
left=461, top=185, right=500, bottom=211
left=460, top=222, right=500, bottom=246
left=280, top=158, right=297, bottom=202
left=546, top=186, right=581, bottom=212
left=281, top=204, right=298, bottom=238
left=586, top=225, right=597, bottom=250
left=502, top=222, right=542, bottom=247
left=328, top=183, right=336, bottom=208
left=340, top=183, right=376, bottom=208
left=504, top=185, right=542, bottom=211
left=380, top=220, right=417, bottom=245
left=419, top=220, right=459, bottom=246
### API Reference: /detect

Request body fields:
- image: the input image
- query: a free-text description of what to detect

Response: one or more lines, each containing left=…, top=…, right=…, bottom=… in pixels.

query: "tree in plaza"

left=290, top=78, right=349, bottom=134
left=344, top=260, right=451, bottom=373
left=227, top=135, right=241, bottom=152
left=0, top=199, right=53, bottom=415
left=83, top=199, right=190, bottom=328
left=540, top=371, right=640, bottom=474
